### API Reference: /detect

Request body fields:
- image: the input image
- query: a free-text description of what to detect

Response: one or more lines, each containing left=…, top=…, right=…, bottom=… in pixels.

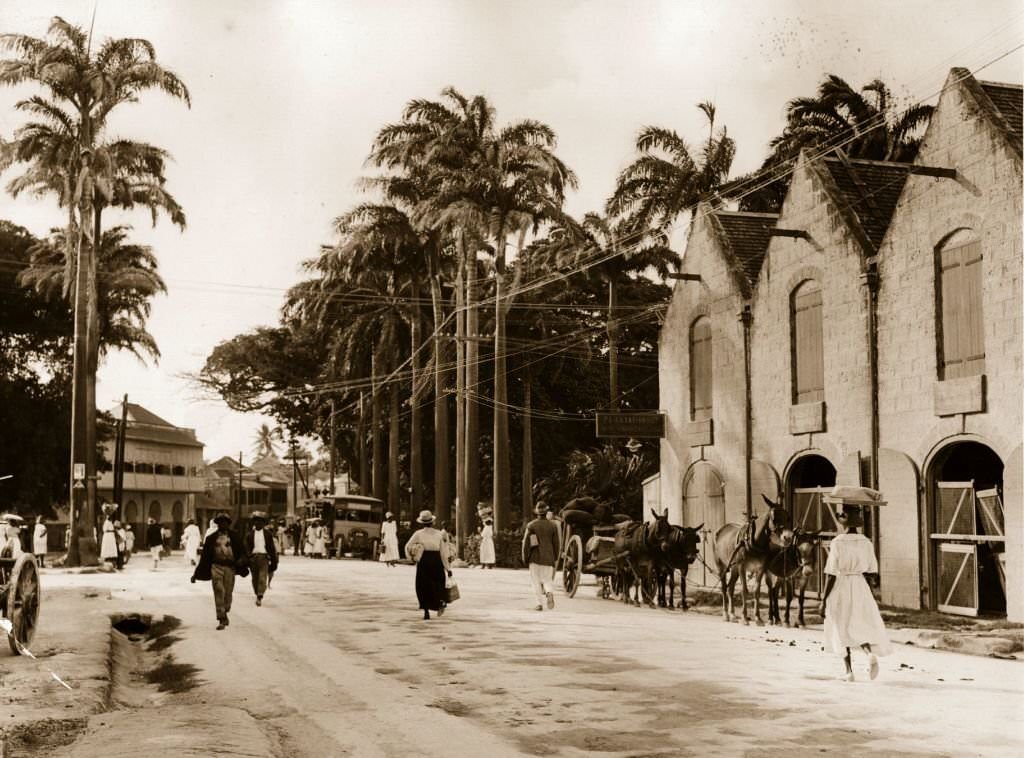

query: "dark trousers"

left=250, top=554, right=270, bottom=598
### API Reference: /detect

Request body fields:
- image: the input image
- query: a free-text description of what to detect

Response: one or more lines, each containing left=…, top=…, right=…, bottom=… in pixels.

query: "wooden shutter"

left=792, top=282, right=824, bottom=403
left=690, top=317, right=712, bottom=420
left=939, top=241, right=984, bottom=379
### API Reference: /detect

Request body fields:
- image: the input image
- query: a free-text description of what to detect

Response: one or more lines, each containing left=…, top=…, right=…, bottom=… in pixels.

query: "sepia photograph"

left=0, top=1, right=1021, bottom=755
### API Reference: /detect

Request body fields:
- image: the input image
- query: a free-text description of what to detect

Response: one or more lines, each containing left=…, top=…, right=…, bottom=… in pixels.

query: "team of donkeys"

left=603, top=496, right=819, bottom=627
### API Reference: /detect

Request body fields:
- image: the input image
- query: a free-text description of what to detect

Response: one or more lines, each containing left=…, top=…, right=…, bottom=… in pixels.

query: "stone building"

left=97, top=403, right=205, bottom=547
left=657, top=68, right=1021, bottom=619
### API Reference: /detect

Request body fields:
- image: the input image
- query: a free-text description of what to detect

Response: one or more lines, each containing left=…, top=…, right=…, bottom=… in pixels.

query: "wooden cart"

left=0, top=553, right=40, bottom=655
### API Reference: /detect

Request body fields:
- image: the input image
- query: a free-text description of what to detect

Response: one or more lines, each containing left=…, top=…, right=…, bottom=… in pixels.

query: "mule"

left=655, top=524, right=702, bottom=610
left=712, top=495, right=794, bottom=625
left=765, top=530, right=818, bottom=627
left=613, top=510, right=671, bottom=607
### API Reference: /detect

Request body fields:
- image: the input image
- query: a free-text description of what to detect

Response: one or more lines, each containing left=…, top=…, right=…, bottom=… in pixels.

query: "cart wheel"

left=7, top=554, right=40, bottom=655
left=562, top=534, right=583, bottom=598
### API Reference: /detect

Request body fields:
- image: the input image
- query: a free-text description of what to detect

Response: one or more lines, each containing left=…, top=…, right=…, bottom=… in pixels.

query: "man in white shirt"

left=244, top=512, right=278, bottom=606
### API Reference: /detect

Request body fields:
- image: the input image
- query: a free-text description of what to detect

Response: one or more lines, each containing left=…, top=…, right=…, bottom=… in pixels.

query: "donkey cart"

left=0, top=552, right=41, bottom=655
left=558, top=500, right=632, bottom=600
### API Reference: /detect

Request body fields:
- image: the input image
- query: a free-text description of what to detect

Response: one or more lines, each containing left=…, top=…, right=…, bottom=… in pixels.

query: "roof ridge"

left=976, top=79, right=1023, bottom=90
left=713, top=209, right=780, bottom=219
left=821, top=155, right=914, bottom=170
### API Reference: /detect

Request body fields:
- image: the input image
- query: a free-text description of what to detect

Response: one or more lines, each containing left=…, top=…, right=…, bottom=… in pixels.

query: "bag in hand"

left=445, top=577, right=460, bottom=604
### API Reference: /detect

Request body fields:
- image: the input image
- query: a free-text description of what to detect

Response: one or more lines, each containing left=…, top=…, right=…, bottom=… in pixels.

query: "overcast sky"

left=1, top=0, right=1021, bottom=461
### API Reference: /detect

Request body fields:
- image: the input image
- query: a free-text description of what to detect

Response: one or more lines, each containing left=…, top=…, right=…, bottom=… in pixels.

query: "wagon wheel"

left=562, top=534, right=583, bottom=597
left=6, top=554, right=40, bottom=655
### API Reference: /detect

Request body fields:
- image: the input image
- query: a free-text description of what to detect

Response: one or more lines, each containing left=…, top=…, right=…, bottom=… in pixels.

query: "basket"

left=445, top=578, right=460, bottom=604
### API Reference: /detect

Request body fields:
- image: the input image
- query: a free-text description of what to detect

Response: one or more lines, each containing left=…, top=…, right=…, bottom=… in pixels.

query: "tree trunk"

left=492, top=224, right=510, bottom=532
left=409, top=279, right=423, bottom=514
left=462, top=255, right=480, bottom=547
left=429, top=254, right=450, bottom=525
left=388, top=358, right=401, bottom=521
left=455, top=240, right=466, bottom=549
left=521, top=365, right=533, bottom=525
left=371, top=352, right=385, bottom=501
left=608, top=276, right=619, bottom=410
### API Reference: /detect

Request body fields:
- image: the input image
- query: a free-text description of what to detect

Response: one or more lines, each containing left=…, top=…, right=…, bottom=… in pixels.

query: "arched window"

left=791, top=280, right=824, bottom=404
left=937, top=232, right=984, bottom=379
left=689, top=316, right=713, bottom=420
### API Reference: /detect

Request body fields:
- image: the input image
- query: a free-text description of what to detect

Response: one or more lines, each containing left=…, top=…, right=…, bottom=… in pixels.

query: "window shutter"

left=690, top=317, right=713, bottom=419
left=939, top=240, right=984, bottom=379
left=792, top=283, right=824, bottom=403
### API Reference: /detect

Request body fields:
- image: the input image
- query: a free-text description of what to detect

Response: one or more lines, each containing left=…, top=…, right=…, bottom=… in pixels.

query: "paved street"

left=22, top=553, right=1020, bottom=757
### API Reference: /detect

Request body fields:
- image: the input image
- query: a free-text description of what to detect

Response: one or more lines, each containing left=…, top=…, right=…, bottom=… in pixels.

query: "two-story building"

left=97, top=403, right=205, bottom=548
left=658, top=68, right=1021, bottom=620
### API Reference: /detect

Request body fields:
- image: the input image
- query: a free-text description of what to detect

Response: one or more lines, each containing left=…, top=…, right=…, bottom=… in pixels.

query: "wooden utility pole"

left=358, top=392, right=369, bottom=495
left=237, top=451, right=243, bottom=524
left=329, top=398, right=336, bottom=494
left=455, top=244, right=466, bottom=547
left=521, top=368, right=533, bottom=524
left=112, top=395, right=128, bottom=512
left=462, top=256, right=480, bottom=548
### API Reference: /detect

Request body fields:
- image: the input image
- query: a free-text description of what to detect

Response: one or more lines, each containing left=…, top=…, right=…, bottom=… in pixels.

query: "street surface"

left=33, top=554, right=1024, bottom=757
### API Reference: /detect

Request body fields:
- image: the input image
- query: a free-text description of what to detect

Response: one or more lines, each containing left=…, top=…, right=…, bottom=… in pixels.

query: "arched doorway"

left=926, top=441, right=1005, bottom=617
left=148, top=501, right=162, bottom=523
left=683, top=462, right=725, bottom=586
left=124, top=501, right=139, bottom=552
left=786, top=454, right=837, bottom=595
left=171, top=501, right=184, bottom=548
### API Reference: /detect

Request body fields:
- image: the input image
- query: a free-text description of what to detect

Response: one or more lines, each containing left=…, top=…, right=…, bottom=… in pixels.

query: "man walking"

left=244, top=512, right=278, bottom=606
left=522, top=501, right=561, bottom=611
left=191, top=513, right=248, bottom=630
left=146, top=517, right=164, bottom=570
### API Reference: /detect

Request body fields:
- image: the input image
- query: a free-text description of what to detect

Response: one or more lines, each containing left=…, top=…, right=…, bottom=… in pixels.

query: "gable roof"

left=978, top=80, right=1023, bottom=154
left=817, top=156, right=911, bottom=251
left=710, top=210, right=778, bottom=292
left=948, top=68, right=1022, bottom=159
left=115, top=402, right=203, bottom=448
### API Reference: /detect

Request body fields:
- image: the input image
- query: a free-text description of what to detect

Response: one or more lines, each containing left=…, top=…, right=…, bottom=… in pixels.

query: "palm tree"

left=608, top=101, right=735, bottom=232
left=19, top=224, right=167, bottom=361
left=0, top=17, right=189, bottom=560
left=251, top=423, right=281, bottom=460
left=733, top=75, right=933, bottom=211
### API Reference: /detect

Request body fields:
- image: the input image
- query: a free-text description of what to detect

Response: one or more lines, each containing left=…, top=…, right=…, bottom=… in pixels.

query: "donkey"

left=614, top=509, right=671, bottom=606
left=765, top=530, right=818, bottom=627
left=655, top=524, right=702, bottom=610
left=712, top=495, right=794, bottom=625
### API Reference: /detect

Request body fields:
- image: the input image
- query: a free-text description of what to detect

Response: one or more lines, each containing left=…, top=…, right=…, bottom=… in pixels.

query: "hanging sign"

left=595, top=412, right=665, bottom=439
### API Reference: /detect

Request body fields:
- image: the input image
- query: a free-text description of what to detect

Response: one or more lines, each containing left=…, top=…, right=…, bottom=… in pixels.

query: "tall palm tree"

left=733, top=75, right=933, bottom=211
left=608, top=101, right=735, bottom=232
left=0, top=17, right=189, bottom=559
left=251, top=423, right=281, bottom=460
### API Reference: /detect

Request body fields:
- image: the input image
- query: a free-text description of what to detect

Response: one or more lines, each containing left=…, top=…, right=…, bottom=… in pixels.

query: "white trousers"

left=529, top=563, right=555, bottom=603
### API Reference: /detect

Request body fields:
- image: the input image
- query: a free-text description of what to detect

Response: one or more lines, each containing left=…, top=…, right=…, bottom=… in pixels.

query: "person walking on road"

left=821, top=506, right=892, bottom=681
left=191, top=512, right=249, bottom=630
left=32, top=516, right=47, bottom=567
left=181, top=518, right=202, bottom=567
left=404, top=510, right=452, bottom=620
left=310, top=520, right=326, bottom=558
left=146, top=517, right=164, bottom=570
left=290, top=521, right=302, bottom=556
left=479, top=517, right=495, bottom=569
left=522, top=502, right=560, bottom=611
left=123, top=525, right=134, bottom=563
left=379, top=512, right=399, bottom=566
left=244, top=512, right=278, bottom=606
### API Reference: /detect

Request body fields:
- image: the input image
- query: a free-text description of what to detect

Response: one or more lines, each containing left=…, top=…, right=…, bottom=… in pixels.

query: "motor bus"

left=298, top=493, right=385, bottom=558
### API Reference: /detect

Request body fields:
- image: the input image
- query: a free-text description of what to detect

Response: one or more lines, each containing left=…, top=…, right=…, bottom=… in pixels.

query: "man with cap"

left=191, top=512, right=249, bottom=630
left=244, top=511, right=278, bottom=606
left=379, top=511, right=399, bottom=566
left=145, top=517, right=164, bottom=570
left=522, top=501, right=561, bottom=611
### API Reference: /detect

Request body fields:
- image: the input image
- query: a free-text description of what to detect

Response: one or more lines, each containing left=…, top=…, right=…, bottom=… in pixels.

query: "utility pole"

left=462, top=255, right=480, bottom=549
left=113, top=395, right=128, bottom=512
left=237, top=451, right=243, bottom=524
left=455, top=241, right=466, bottom=549
left=329, top=398, right=336, bottom=494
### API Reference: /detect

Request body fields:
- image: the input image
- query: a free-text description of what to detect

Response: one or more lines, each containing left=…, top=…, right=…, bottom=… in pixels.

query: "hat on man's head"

left=533, top=501, right=549, bottom=515
left=416, top=510, right=435, bottom=525
left=214, top=512, right=232, bottom=526
left=250, top=511, right=268, bottom=522
left=385, top=511, right=394, bottom=518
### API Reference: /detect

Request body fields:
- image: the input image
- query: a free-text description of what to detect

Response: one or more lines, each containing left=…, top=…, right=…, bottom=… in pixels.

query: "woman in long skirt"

left=821, top=506, right=892, bottom=681
left=379, top=512, right=400, bottom=566
left=404, top=510, right=452, bottom=619
left=99, top=509, right=119, bottom=567
left=479, top=518, right=496, bottom=569
left=181, top=518, right=202, bottom=567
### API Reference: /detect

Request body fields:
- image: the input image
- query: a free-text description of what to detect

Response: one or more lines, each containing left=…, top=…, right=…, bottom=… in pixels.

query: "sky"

left=1, top=0, right=1021, bottom=461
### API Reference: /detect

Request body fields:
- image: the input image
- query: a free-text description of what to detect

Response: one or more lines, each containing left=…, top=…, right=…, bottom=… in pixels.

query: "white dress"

left=312, top=526, right=326, bottom=556
left=182, top=524, right=202, bottom=565
left=33, top=524, right=47, bottom=555
left=99, top=519, right=119, bottom=560
left=379, top=520, right=400, bottom=562
left=479, top=524, right=496, bottom=565
left=823, top=533, right=892, bottom=656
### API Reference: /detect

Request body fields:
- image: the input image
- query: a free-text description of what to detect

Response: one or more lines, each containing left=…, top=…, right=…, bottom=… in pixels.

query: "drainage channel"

left=1, top=613, right=194, bottom=758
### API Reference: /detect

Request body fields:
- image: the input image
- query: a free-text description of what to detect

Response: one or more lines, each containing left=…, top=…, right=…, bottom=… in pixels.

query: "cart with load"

left=557, top=497, right=632, bottom=599
left=0, top=514, right=40, bottom=655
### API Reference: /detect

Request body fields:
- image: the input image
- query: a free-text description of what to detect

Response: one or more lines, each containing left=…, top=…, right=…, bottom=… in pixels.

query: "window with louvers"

left=791, top=280, right=824, bottom=404
left=938, top=240, right=985, bottom=379
left=689, top=316, right=712, bottom=420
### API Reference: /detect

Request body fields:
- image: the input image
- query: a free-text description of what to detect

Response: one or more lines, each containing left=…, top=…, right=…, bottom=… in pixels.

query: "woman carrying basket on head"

left=404, top=510, right=452, bottom=620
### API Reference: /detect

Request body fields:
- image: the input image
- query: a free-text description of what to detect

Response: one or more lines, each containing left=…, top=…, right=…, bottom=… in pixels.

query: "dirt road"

left=32, top=554, right=1024, bottom=757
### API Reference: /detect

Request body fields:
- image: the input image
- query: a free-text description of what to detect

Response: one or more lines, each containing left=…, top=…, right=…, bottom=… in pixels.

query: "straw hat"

left=250, top=511, right=268, bottom=521
left=416, top=510, right=435, bottom=525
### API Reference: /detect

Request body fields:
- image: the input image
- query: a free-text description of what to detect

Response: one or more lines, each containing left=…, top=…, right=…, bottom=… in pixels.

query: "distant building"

left=203, top=454, right=290, bottom=527
left=657, top=68, right=1021, bottom=620
left=97, top=403, right=206, bottom=547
